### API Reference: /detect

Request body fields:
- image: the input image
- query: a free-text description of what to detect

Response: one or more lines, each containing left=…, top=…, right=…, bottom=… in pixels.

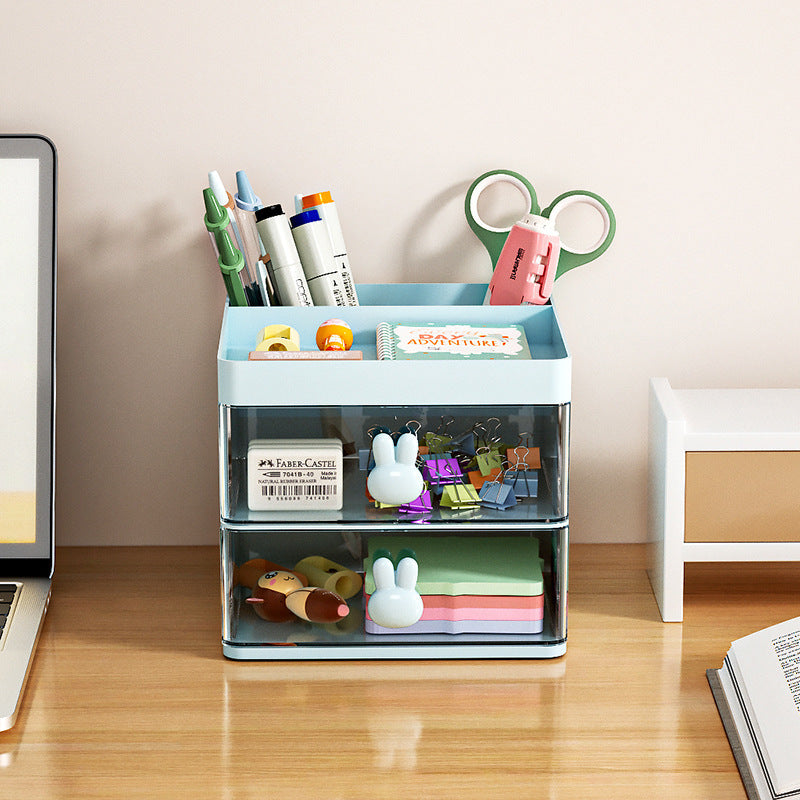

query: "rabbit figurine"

left=367, top=549, right=424, bottom=629
left=367, top=432, right=424, bottom=506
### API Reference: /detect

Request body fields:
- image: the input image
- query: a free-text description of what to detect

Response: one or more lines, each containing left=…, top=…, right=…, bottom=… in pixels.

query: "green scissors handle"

left=465, top=170, right=616, bottom=281
left=465, top=170, right=540, bottom=268
left=542, top=190, right=616, bottom=279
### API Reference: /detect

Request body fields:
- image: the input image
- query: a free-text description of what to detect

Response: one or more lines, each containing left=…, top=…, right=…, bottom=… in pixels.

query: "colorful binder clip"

left=478, top=472, right=517, bottom=510
left=440, top=480, right=481, bottom=509
left=468, top=466, right=502, bottom=491
left=502, top=466, right=539, bottom=498
left=506, top=444, right=541, bottom=470
left=474, top=445, right=503, bottom=476
left=422, top=457, right=462, bottom=491
left=398, top=489, right=433, bottom=515
left=449, top=425, right=478, bottom=457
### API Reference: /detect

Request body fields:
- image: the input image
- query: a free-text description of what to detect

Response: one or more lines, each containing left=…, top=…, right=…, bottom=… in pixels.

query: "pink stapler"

left=465, top=169, right=616, bottom=307
left=487, top=214, right=561, bottom=306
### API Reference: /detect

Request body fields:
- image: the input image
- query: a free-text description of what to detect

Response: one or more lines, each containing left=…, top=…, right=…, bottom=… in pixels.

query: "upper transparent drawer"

left=219, top=402, right=569, bottom=526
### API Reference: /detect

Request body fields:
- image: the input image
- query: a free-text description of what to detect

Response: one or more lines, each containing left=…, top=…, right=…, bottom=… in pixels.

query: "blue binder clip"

left=479, top=470, right=517, bottom=510
left=502, top=467, right=538, bottom=498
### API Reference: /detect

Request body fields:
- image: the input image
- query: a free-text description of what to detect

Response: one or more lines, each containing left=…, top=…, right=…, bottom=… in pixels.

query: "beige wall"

left=4, top=1, right=799, bottom=545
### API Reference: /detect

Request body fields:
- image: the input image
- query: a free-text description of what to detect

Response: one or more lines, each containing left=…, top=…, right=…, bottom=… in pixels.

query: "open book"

left=707, top=616, right=800, bottom=799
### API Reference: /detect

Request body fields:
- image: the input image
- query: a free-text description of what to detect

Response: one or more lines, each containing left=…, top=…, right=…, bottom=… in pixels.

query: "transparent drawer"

left=219, top=402, right=569, bottom=526
left=220, top=524, right=568, bottom=660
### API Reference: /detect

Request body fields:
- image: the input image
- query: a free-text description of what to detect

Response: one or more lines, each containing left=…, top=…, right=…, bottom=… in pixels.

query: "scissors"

left=464, top=169, right=616, bottom=282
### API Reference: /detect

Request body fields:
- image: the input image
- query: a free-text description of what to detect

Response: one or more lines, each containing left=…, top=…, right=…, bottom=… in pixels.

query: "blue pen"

left=233, top=170, right=272, bottom=305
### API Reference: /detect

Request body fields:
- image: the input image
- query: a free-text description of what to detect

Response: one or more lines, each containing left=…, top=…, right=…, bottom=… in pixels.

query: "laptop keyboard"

left=0, top=584, right=18, bottom=638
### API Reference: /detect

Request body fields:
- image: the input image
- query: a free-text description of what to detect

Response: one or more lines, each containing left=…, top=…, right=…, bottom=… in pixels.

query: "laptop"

left=0, top=135, right=56, bottom=731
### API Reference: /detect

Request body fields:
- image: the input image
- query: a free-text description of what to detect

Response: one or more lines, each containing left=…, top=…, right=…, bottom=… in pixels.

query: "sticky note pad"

left=365, top=536, right=543, bottom=597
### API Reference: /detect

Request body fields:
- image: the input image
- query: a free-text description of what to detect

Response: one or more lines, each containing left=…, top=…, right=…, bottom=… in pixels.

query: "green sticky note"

left=365, top=536, right=543, bottom=596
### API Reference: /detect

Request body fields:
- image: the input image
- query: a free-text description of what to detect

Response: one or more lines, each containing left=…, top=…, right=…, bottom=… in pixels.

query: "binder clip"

left=419, top=450, right=452, bottom=461
left=505, top=443, right=541, bottom=470
left=449, top=423, right=479, bottom=458
left=478, top=469, right=517, bottom=510
left=422, top=456, right=462, bottom=493
left=502, top=461, right=539, bottom=499
left=468, top=466, right=502, bottom=491
left=474, top=445, right=503, bottom=476
left=440, top=479, right=481, bottom=509
left=398, top=488, right=433, bottom=515
left=425, top=416, right=455, bottom=454
left=396, top=419, right=422, bottom=442
left=471, top=418, right=505, bottom=475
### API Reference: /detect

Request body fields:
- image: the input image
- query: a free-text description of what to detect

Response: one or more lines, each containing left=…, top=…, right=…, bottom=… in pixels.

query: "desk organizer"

left=218, top=284, right=571, bottom=659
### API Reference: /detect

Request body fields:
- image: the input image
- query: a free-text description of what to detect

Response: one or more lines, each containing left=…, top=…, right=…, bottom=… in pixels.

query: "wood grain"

left=1, top=544, right=797, bottom=798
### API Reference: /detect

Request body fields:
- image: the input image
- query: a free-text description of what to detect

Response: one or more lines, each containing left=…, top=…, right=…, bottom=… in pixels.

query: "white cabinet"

left=648, top=378, right=800, bottom=622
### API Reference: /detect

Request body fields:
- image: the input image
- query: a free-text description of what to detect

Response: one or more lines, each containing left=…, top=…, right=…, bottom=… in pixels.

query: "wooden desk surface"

left=2, top=544, right=798, bottom=798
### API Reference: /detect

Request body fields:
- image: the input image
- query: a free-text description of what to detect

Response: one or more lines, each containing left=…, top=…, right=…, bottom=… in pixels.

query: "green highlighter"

left=215, top=229, right=248, bottom=307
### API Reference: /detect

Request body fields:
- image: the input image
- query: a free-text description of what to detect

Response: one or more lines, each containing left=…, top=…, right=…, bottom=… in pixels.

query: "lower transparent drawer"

left=220, top=524, right=568, bottom=660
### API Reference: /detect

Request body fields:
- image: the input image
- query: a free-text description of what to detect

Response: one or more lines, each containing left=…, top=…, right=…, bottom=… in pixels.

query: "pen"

left=295, top=191, right=359, bottom=306
left=254, top=204, right=313, bottom=307
left=203, top=186, right=238, bottom=260
left=209, top=170, right=258, bottom=299
left=215, top=228, right=249, bottom=307
left=233, top=170, right=271, bottom=306
left=290, top=209, right=347, bottom=306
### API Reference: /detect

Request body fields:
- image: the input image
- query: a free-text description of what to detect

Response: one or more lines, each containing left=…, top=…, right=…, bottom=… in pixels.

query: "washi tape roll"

left=255, top=324, right=300, bottom=352
left=294, top=555, right=363, bottom=599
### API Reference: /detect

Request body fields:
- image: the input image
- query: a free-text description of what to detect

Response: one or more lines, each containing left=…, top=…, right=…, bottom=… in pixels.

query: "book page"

left=728, top=616, right=800, bottom=794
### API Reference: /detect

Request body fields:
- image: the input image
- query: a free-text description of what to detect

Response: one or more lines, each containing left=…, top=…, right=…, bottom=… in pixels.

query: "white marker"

left=296, top=191, right=359, bottom=305
left=290, top=210, right=347, bottom=307
left=254, top=205, right=313, bottom=307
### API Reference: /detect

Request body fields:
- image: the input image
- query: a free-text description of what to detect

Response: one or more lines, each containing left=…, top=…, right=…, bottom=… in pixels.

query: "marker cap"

left=300, top=191, right=333, bottom=208
left=214, top=229, right=248, bottom=307
left=215, top=229, right=244, bottom=273
left=208, top=171, right=231, bottom=207
left=290, top=209, right=322, bottom=228
left=203, top=187, right=229, bottom=232
left=255, top=204, right=285, bottom=222
left=235, top=170, right=262, bottom=211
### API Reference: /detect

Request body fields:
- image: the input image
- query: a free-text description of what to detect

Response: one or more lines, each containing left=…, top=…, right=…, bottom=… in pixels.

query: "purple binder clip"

left=422, top=457, right=462, bottom=487
left=399, top=489, right=433, bottom=514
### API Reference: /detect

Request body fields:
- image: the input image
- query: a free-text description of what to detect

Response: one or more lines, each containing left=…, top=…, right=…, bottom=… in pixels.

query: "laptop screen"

left=0, top=135, right=55, bottom=574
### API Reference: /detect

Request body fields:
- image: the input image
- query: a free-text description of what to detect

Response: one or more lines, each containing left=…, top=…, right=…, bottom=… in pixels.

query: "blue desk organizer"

left=218, top=284, right=571, bottom=660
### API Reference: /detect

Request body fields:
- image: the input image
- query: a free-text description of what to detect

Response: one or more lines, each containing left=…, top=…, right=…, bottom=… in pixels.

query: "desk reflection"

left=221, top=660, right=566, bottom=794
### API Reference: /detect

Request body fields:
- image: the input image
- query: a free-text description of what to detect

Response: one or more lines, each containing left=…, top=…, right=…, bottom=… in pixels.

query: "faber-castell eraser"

left=247, top=439, right=343, bottom=511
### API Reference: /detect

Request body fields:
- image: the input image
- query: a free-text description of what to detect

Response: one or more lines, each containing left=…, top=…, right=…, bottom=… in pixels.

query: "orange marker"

left=316, top=318, right=353, bottom=351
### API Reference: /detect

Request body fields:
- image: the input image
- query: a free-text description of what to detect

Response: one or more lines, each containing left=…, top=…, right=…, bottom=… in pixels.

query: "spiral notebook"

left=375, top=322, right=531, bottom=360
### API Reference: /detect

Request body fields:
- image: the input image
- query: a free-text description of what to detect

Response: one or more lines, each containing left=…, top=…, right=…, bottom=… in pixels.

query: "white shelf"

left=648, top=378, right=800, bottom=622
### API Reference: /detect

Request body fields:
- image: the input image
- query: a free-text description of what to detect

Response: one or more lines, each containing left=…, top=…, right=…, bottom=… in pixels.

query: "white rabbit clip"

left=366, top=431, right=424, bottom=506
left=367, top=548, right=424, bottom=629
